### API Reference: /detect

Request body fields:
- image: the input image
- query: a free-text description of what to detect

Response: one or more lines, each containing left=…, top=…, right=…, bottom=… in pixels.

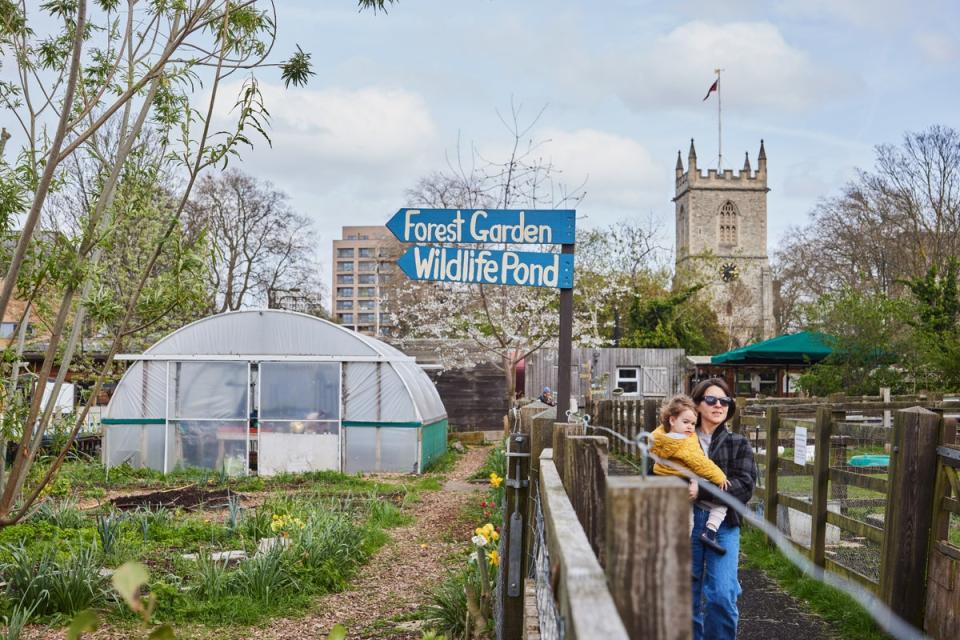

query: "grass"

left=425, top=448, right=464, bottom=474
left=740, top=526, right=888, bottom=640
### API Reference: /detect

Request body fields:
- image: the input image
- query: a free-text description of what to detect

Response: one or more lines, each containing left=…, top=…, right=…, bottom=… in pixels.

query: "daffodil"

left=489, top=473, right=503, bottom=489
left=486, top=549, right=500, bottom=566
left=472, top=534, right=488, bottom=547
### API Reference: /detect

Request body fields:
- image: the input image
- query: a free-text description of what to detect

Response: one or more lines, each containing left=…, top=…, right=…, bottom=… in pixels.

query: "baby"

left=650, top=394, right=729, bottom=555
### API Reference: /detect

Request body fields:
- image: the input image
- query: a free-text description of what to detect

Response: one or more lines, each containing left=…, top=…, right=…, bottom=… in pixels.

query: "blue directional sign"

left=387, top=208, right=576, bottom=245
left=397, top=245, right=574, bottom=289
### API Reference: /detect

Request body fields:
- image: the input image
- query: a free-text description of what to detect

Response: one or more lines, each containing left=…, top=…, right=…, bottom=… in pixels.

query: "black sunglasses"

left=702, top=395, right=733, bottom=407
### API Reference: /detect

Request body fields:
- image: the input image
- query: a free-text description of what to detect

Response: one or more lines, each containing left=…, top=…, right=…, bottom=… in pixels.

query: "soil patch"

left=110, top=486, right=239, bottom=511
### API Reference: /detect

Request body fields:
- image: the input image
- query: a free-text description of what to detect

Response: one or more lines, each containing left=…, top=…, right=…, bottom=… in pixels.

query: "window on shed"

left=719, top=201, right=738, bottom=245
left=616, top=367, right=639, bottom=396
left=0, top=322, right=16, bottom=338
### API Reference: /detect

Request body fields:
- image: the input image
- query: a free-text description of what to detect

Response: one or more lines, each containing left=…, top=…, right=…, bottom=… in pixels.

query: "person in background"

left=538, top=386, right=556, bottom=406
left=689, top=377, right=756, bottom=640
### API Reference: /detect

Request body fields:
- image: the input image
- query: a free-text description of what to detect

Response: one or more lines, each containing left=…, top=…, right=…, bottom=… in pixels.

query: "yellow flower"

left=486, top=550, right=500, bottom=566
left=490, top=530, right=500, bottom=542
left=489, top=473, right=503, bottom=489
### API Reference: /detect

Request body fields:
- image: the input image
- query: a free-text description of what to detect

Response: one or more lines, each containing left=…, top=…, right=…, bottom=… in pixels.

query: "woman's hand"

left=721, top=479, right=730, bottom=490
left=688, top=479, right=699, bottom=501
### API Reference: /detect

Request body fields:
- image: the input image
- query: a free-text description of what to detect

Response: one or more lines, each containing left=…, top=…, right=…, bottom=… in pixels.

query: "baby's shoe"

left=700, top=529, right=726, bottom=555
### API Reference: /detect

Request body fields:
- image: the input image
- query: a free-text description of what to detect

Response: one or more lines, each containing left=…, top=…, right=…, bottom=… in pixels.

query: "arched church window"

left=725, top=301, right=733, bottom=316
left=719, top=201, right=738, bottom=245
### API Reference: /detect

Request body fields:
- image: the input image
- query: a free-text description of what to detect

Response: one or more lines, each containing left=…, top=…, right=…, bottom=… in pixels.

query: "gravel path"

left=738, top=566, right=835, bottom=639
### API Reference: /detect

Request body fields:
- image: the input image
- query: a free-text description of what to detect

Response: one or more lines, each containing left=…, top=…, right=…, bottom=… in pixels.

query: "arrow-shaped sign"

left=386, top=208, right=576, bottom=245
left=396, top=245, right=574, bottom=289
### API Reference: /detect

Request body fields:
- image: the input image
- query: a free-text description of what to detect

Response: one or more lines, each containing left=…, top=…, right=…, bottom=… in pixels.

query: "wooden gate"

left=925, top=442, right=960, bottom=639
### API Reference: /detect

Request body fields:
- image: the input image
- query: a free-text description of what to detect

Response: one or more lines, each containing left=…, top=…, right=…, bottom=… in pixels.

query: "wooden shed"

left=523, top=348, right=687, bottom=404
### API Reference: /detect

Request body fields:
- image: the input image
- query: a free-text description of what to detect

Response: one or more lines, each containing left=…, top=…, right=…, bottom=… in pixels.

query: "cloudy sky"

left=228, top=0, right=957, bottom=286
left=8, top=1, right=960, bottom=298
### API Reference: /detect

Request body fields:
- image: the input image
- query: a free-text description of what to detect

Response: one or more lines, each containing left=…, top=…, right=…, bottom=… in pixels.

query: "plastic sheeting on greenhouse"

left=103, top=310, right=447, bottom=476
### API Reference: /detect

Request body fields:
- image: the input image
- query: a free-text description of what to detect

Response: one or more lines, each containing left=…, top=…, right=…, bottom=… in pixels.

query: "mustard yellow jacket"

left=650, top=426, right=727, bottom=486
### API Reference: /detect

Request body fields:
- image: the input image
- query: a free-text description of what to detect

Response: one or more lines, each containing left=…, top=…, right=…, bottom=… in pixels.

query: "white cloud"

left=915, top=32, right=960, bottom=63
left=542, top=128, right=665, bottom=212
left=243, top=83, right=438, bottom=165
left=207, top=82, right=440, bottom=216
left=611, top=21, right=854, bottom=113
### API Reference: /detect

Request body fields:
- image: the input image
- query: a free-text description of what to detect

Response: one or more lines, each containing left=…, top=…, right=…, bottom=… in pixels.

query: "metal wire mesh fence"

left=528, top=480, right=564, bottom=640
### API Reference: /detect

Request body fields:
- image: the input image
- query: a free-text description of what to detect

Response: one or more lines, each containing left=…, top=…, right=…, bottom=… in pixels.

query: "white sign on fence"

left=794, top=426, right=808, bottom=466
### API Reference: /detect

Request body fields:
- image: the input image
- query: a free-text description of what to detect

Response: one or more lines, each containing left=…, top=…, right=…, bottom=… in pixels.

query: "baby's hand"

left=720, top=479, right=730, bottom=490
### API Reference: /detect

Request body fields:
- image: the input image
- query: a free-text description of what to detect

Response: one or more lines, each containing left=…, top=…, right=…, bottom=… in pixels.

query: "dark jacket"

left=697, top=424, right=756, bottom=527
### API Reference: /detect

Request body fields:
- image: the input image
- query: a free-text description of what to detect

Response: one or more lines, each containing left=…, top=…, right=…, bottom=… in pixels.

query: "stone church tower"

left=673, top=139, right=776, bottom=348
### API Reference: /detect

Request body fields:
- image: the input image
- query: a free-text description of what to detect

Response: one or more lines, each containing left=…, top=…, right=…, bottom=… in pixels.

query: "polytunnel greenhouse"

left=102, top=310, right=447, bottom=476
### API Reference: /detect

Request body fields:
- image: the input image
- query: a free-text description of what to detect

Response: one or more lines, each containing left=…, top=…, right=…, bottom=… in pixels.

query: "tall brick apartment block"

left=673, top=139, right=777, bottom=347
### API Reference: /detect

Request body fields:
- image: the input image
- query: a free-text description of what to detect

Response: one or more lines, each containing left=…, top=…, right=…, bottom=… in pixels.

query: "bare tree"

left=185, top=169, right=321, bottom=312
left=774, top=125, right=960, bottom=325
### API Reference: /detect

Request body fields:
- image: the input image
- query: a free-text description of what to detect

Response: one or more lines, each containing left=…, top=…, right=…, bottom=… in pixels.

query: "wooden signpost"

left=389, top=206, right=576, bottom=639
left=388, top=206, right=576, bottom=415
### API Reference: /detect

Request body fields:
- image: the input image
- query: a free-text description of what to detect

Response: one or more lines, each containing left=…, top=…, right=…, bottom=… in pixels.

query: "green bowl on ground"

left=848, top=454, right=889, bottom=467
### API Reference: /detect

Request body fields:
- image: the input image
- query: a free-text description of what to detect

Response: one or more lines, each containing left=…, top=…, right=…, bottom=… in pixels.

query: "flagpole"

left=715, top=68, right=722, bottom=171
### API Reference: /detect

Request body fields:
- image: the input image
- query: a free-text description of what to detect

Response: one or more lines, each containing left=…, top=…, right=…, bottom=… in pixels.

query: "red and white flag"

left=703, top=79, right=718, bottom=101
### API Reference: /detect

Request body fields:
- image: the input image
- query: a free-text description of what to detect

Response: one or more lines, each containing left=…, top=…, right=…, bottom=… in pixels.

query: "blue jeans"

left=691, top=506, right=741, bottom=640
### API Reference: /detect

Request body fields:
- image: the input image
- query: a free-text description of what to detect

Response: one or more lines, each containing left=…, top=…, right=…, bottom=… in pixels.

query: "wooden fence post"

left=642, top=398, right=659, bottom=461
left=500, top=431, right=530, bottom=640
left=810, top=406, right=833, bottom=566
left=879, top=407, right=942, bottom=626
left=829, top=410, right=848, bottom=514
left=526, top=408, right=557, bottom=561
left=763, top=407, right=780, bottom=532
left=564, top=435, right=609, bottom=564
left=605, top=476, right=692, bottom=640
left=553, top=422, right=584, bottom=491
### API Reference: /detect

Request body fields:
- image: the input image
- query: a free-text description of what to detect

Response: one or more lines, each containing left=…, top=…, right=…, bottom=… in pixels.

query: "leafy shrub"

left=422, top=569, right=474, bottom=639
left=235, top=545, right=295, bottom=606
left=129, top=506, right=170, bottom=543
left=95, top=512, right=123, bottom=556
left=2, top=598, right=39, bottom=640
left=367, top=497, right=411, bottom=529
left=191, top=551, right=232, bottom=600
left=0, top=543, right=108, bottom=618
left=226, top=492, right=242, bottom=530
left=31, top=499, right=85, bottom=529
left=240, top=507, right=271, bottom=540
left=293, top=510, right=368, bottom=591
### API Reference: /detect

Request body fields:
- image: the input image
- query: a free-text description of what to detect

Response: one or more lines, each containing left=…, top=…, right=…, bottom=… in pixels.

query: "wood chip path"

left=260, top=446, right=487, bottom=640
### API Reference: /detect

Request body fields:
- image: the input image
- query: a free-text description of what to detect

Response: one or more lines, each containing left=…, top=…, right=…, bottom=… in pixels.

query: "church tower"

left=674, top=139, right=776, bottom=348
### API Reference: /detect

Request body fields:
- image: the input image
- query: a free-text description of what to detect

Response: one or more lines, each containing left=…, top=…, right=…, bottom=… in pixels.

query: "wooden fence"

left=528, top=397, right=958, bottom=639
left=499, top=408, right=692, bottom=639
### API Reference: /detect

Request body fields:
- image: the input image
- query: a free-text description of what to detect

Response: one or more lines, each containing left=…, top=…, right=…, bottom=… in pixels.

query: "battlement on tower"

left=674, top=139, right=768, bottom=196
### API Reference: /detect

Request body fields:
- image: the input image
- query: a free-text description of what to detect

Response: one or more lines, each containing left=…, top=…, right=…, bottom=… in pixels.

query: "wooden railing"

left=499, top=407, right=692, bottom=639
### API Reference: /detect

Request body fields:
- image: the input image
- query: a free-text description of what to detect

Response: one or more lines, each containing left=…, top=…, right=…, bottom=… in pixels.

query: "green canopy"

left=711, top=331, right=833, bottom=365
